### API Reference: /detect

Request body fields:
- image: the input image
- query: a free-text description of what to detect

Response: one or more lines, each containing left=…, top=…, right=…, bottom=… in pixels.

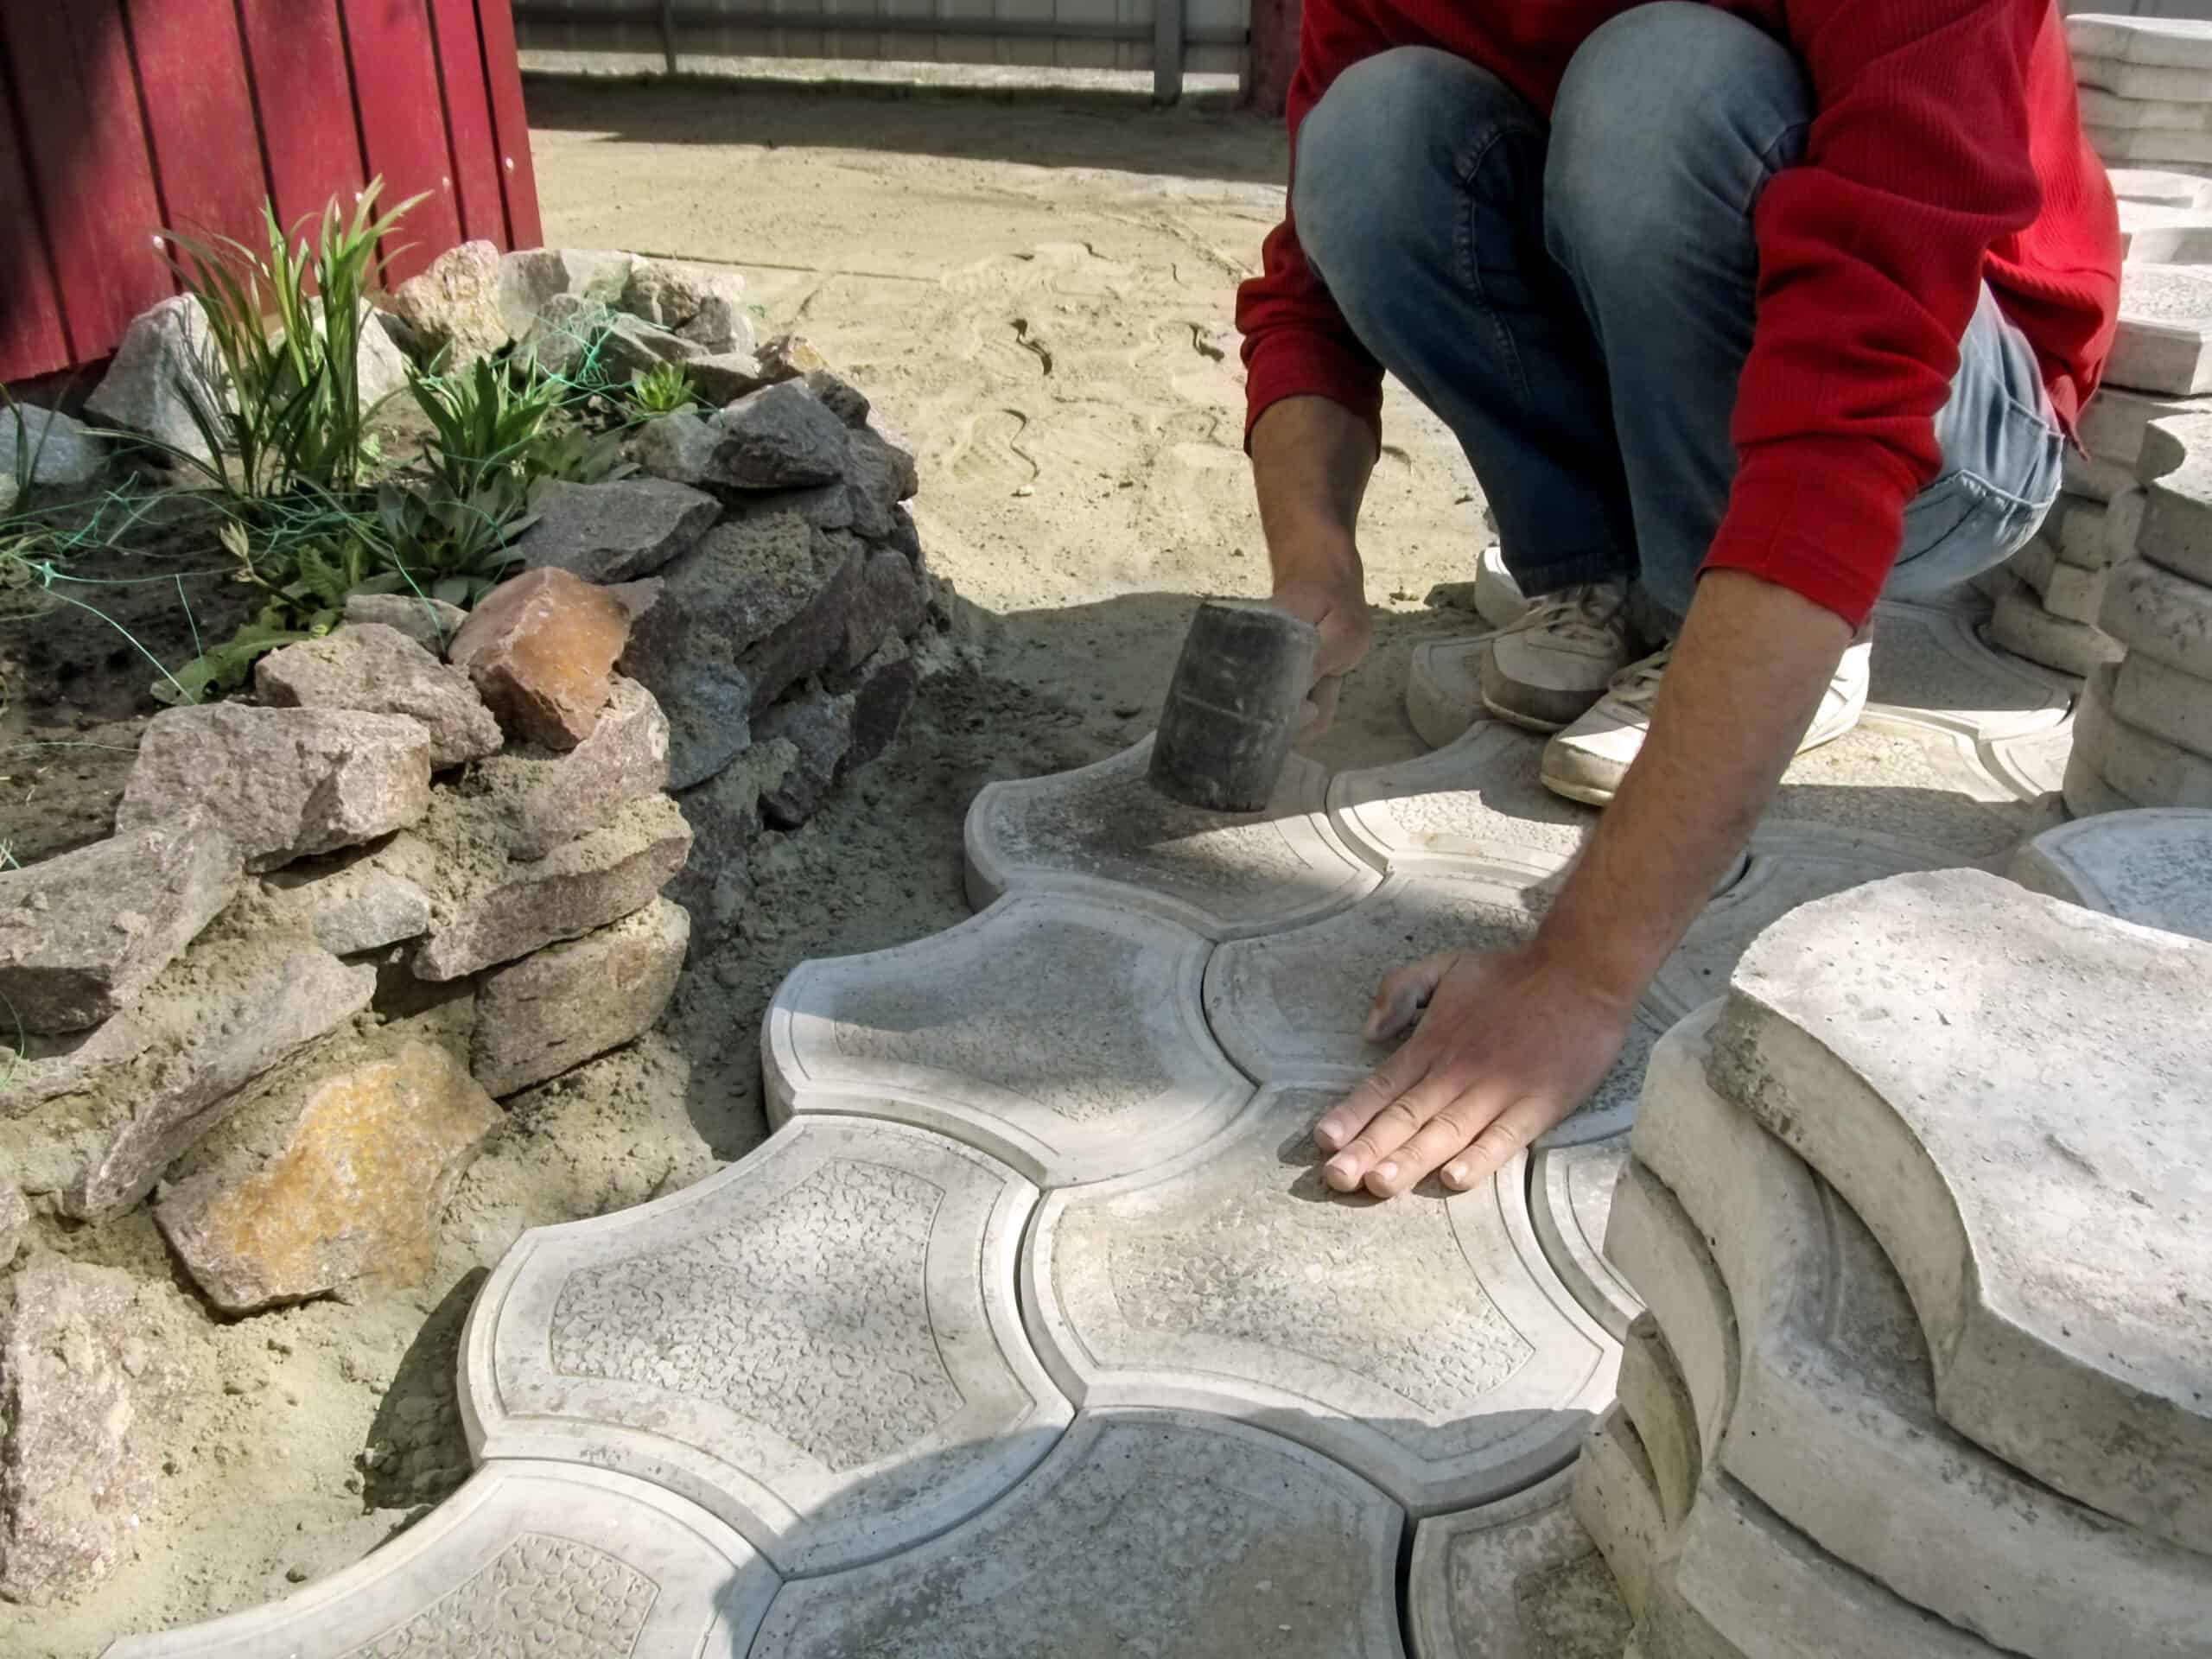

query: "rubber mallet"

left=1147, top=599, right=1320, bottom=812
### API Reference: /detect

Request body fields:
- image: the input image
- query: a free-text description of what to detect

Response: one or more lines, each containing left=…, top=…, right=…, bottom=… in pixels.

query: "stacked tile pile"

left=1573, top=867, right=2212, bottom=1656
left=2074, top=13, right=2212, bottom=178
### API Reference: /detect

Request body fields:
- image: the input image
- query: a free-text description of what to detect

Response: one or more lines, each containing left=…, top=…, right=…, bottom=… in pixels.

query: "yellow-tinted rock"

left=154, top=1040, right=499, bottom=1313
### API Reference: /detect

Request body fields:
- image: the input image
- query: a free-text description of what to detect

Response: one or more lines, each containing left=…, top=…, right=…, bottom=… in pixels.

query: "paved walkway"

left=115, top=590, right=2075, bottom=1658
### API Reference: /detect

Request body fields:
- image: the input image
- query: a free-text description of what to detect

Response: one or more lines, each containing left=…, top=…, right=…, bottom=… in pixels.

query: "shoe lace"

left=1520, top=583, right=1628, bottom=647
left=1607, top=644, right=1675, bottom=711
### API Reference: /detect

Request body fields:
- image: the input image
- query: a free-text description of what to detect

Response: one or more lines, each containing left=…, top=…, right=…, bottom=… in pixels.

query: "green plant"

left=628, top=361, right=696, bottom=416
left=409, top=356, right=563, bottom=502
left=372, top=480, right=534, bottom=607
left=526, top=424, right=636, bottom=486
left=162, top=178, right=423, bottom=497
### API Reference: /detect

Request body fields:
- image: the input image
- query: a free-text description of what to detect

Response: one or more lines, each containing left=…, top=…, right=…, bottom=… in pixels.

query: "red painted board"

left=0, top=70, right=71, bottom=381
left=339, top=0, right=463, bottom=284
left=1, top=3, right=173, bottom=369
left=129, top=0, right=269, bottom=249
left=235, top=0, right=365, bottom=242
left=427, top=0, right=508, bottom=247
left=474, top=0, right=543, bottom=249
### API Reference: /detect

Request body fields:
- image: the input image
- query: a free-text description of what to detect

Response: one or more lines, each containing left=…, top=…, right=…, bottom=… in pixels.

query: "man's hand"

left=1313, top=944, right=1636, bottom=1197
left=1273, top=575, right=1372, bottom=735
left=1251, top=395, right=1381, bottom=736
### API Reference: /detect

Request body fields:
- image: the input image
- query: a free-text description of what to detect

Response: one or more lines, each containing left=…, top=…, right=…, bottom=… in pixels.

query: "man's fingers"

left=1440, top=1096, right=1556, bottom=1192
left=1365, top=952, right=1459, bottom=1042
left=1323, top=1071, right=1472, bottom=1193
left=1298, top=675, right=1344, bottom=742
left=1363, top=1086, right=1513, bottom=1197
left=1313, top=1047, right=1427, bottom=1154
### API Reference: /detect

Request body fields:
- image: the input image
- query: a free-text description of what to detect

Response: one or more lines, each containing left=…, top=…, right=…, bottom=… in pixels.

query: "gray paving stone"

left=963, top=735, right=1378, bottom=941
left=765, top=894, right=1251, bottom=1184
left=1866, top=601, right=2072, bottom=739
left=1201, top=870, right=1667, bottom=1144
left=2110, top=167, right=2212, bottom=208
left=2094, top=122, right=2212, bottom=171
left=1404, top=1466, right=1633, bottom=1659
left=747, top=1408, right=1406, bottom=1659
left=1570, top=1405, right=1669, bottom=1624
left=2108, top=264, right=2212, bottom=395
left=1978, top=715, right=2076, bottom=801
left=2081, top=662, right=2212, bottom=806
left=463, top=1115, right=1069, bottom=1576
left=1603, top=1160, right=1735, bottom=1460
left=2009, top=804, right=2212, bottom=943
left=1758, top=713, right=2037, bottom=861
left=1637, top=1001, right=2212, bottom=1658
left=2063, top=715, right=2145, bottom=817
left=2111, top=649, right=2212, bottom=763
left=2101, top=554, right=2212, bottom=678
left=1025, top=1084, right=1618, bottom=1514
left=1529, top=1135, right=1644, bottom=1342
left=1714, top=868, right=2212, bottom=1555
left=102, top=1461, right=779, bottom=1656
left=1990, top=578, right=2125, bottom=677
left=1405, top=635, right=1493, bottom=750
left=1328, top=721, right=1596, bottom=885
left=2117, top=195, right=2212, bottom=265
left=2064, top=444, right=2142, bottom=503
left=2076, top=53, right=2212, bottom=105
left=2071, top=14, right=2212, bottom=72
left=1618, top=1314, right=1700, bottom=1529
left=1659, top=1478, right=2005, bottom=1659
left=2012, top=537, right=2111, bottom=621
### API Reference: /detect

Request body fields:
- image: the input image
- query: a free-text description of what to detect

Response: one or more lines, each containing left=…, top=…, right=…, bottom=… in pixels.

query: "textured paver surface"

left=135, top=577, right=2137, bottom=1656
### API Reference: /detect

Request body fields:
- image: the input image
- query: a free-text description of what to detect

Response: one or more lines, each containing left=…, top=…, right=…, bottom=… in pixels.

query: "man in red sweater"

left=1237, top=1, right=2120, bottom=1199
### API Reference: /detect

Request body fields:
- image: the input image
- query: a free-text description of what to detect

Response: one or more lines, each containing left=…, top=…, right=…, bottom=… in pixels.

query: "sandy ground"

left=3, top=79, right=1491, bottom=1656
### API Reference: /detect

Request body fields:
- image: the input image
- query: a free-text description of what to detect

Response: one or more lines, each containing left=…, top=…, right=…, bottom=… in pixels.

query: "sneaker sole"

left=1479, top=692, right=1574, bottom=735
left=1538, top=703, right=1867, bottom=809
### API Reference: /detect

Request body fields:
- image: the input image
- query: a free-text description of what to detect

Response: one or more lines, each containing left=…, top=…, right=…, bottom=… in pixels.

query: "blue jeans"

left=1290, top=3, right=2064, bottom=632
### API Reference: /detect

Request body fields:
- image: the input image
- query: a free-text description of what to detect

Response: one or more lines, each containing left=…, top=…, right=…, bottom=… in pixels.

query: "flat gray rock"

left=713, top=381, right=851, bottom=488
left=1713, top=868, right=2212, bottom=1555
left=1026, top=1085, right=1618, bottom=1513
left=2109, top=264, right=2212, bottom=395
left=102, top=1461, right=779, bottom=1656
left=1329, top=721, right=1596, bottom=884
left=256, top=623, right=501, bottom=770
left=463, top=1115, right=1068, bottom=1576
left=510, top=476, right=721, bottom=584
left=1405, top=636, right=1492, bottom=750
left=2009, top=804, right=2212, bottom=943
left=470, top=897, right=690, bottom=1096
left=1202, top=870, right=1667, bottom=1144
left=965, top=735, right=1378, bottom=940
left=765, top=894, right=1251, bottom=1184
left=341, top=592, right=465, bottom=653
left=85, top=295, right=219, bottom=461
left=463, top=676, right=671, bottom=860
left=747, top=1408, right=1405, bottom=1659
left=1404, top=1466, right=1632, bottom=1659
left=1529, top=1136, right=1643, bottom=1341
left=1569, top=1405, right=1669, bottom=1624
left=1637, top=1001, right=2212, bottom=1658
left=1866, top=600, right=2074, bottom=739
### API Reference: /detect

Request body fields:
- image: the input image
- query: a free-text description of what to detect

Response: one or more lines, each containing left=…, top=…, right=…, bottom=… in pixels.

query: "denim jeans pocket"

left=1886, top=472, right=2028, bottom=603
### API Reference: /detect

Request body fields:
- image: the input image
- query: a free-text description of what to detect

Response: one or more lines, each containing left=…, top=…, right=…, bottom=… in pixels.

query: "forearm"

left=1534, top=570, right=1852, bottom=1005
left=1250, top=394, right=1377, bottom=590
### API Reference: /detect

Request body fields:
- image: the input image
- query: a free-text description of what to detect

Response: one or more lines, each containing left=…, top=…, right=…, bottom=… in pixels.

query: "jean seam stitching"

left=1453, top=123, right=1536, bottom=406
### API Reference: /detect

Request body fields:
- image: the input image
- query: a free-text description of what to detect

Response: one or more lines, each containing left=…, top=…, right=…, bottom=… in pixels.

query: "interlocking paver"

left=1716, top=868, right=2212, bottom=1556
left=1328, top=722, right=1594, bottom=883
left=765, top=894, right=1252, bottom=1183
left=1404, top=1466, right=1633, bottom=1659
left=2008, top=804, right=2212, bottom=942
left=747, top=1409, right=1406, bottom=1659
left=1636, top=1002, right=2212, bottom=1657
left=1617, top=1314, right=1700, bottom=1529
left=1529, top=1136, right=1643, bottom=1341
left=461, top=1116, right=1070, bottom=1576
left=102, top=1462, right=778, bottom=1656
left=963, top=735, right=1379, bottom=939
left=1602, top=1160, right=1735, bottom=1459
left=1570, top=1405, right=1669, bottom=1624
left=1759, top=714, right=2036, bottom=859
left=1866, top=600, right=2073, bottom=738
left=1025, top=1084, right=1618, bottom=1513
left=1203, top=871, right=1667, bottom=1144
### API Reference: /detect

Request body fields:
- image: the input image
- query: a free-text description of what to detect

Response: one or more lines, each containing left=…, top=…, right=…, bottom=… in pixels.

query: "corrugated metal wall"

left=0, top=0, right=543, bottom=384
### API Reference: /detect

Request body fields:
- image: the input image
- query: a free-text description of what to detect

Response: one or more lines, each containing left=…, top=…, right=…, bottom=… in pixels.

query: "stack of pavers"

left=1569, top=865, right=2212, bottom=1656
left=1990, top=15, right=2212, bottom=678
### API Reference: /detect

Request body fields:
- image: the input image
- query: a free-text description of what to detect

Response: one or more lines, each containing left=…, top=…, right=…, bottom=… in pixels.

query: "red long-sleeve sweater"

left=1236, top=0, right=2123, bottom=626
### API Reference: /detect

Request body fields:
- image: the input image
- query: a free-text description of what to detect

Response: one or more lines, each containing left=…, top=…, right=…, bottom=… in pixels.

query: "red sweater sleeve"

left=1703, top=0, right=2047, bottom=626
left=1234, top=0, right=1394, bottom=446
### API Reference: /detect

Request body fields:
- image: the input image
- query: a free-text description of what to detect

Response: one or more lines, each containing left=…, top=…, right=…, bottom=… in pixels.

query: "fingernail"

left=1314, top=1121, right=1344, bottom=1150
left=1376, top=1161, right=1397, bottom=1185
left=1325, top=1156, right=1358, bottom=1188
left=1446, top=1162, right=1469, bottom=1187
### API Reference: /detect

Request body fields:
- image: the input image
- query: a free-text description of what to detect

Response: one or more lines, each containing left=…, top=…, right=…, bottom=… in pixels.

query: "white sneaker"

left=1479, top=582, right=1637, bottom=733
left=1473, top=543, right=1529, bottom=631
left=1540, top=634, right=1872, bottom=806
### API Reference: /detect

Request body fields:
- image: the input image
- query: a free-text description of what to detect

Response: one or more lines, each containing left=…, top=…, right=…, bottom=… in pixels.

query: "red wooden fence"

left=0, top=0, right=543, bottom=385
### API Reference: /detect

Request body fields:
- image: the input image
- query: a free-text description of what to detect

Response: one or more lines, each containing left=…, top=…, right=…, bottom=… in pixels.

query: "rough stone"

left=2100, top=553, right=2212, bottom=679
left=806, top=369, right=871, bottom=427
left=2064, top=444, right=2143, bottom=503
left=2136, top=448, right=2212, bottom=587
left=494, top=245, right=635, bottom=338
left=509, top=476, right=720, bottom=584
left=757, top=333, right=830, bottom=380
left=517, top=293, right=702, bottom=382
left=385, top=239, right=509, bottom=369
left=2080, top=662, right=2212, bottom=807
left=341, top=590, right=467, bottom=652
left=1713, top=868, right=2212, bottom=1555
left=2112, top=642, right=2212, bottom=763
left=154, top=1038, right=499, bottom=1313
left=0, top=406, right=102, bottom=512
left=848, top=635, right=918, bottom=770
left=0, top=1255, right=191, bottom=1605
left=665, top=744, right=769, bottom=941
left=748, top=1409, right=1403, bottom=1659
left=674, top=349, right=763, bottom=405
left=2010, top=804, right=2212, bottom=944
left=1989, top=578, right=2124, bottom=677
left=621, top=258, right=751, bottom=352
left=2107, top=264, right=2212, bottom=396
left=1204, top=869, right=1665, bottom=1141
left=84, top=294, right=220, bottom=461
left=967, top=734, right=1377, bottom=941
left=2012, top=537, right=2110, bottom=621
left=1027, top=1082, right=1616, bottom=1513
left=466, top=675, right=671, bottom=859
left=1405, top=1466, right=1632, bottom=1659
left=469, top=898, right=689, bottom=1096
left=100, top=1461, right=778, bottom=1657
left=1529, top=1136, right=1643, bottom=1341
left=412, top=791, right=692, bottom=980
left=832, top=544, right=926, bottom=675
left=2, top=1014, right=159, bottom=1116
left=255, top=622, right=500, bottom=769
left=257, top=833, right=437, bottom=956
left=765, top=893, right=1250, bottom=1185
left=448, top=567, right=635, bottom=751
left=755, top=690, right=855, bottom=830
left=0, top=817, right=239, bottom=1034
left=632, top=410, right=721, bottom=486
left=1569, top=1405, right=1669, bottom=1624
left=116, top=704, right=431, bottom=873
left=463, top=1115, right=1069, bottom=1574
left=0, top=1185, right=25, bottom=1266
left=1637, top=1001, right=2212, bottom=1657
left=842, top=424, right=918, bottom=539
left=712, top=381, right=850, bottom=488
left=1617, top=1314, right=1700, bottom=1528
